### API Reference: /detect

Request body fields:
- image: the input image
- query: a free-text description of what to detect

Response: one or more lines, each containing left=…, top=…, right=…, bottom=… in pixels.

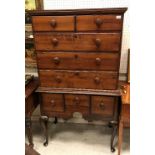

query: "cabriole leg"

left=109, top=121, right=118, bottom=152
left=53, top=117, right=58, bottom=124
left=40, top=116, right=49, bottom=146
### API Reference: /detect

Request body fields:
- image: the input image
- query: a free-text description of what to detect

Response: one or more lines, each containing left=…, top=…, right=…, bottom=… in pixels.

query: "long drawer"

left=39, top=70, right=118, bottom=90
left=37, top=52, right=119, bottom=71
left=34, top=33, right=121, bottom=51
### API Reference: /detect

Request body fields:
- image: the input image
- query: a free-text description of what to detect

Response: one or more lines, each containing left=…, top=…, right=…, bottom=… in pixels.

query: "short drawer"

left=34, top=33, right=74, bottom=51
left=34, top=33, right=121, bottom=51
left=37, top=52, right=119, bottom=71
left=32, top=16, right=74, bottom=31
left=77, top=15, right=122, bottom=31
left=41, top=93, right=64, bottom=112
left=65, top=94, right=89, bottom=114
left=91, top=96, right=115, bottom=116
left=39, top=70, right=118, bottom=90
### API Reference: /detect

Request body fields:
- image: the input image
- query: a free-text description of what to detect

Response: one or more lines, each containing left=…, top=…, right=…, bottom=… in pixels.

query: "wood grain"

left=36, top=52, right=119, bottom=71
left=36, top=87, right=121, bottom=96
left=65, top=94, right=89, bottom=115
left=77, top=15, right=122, bottom=31
left=91, top=96, right=115, bottom=116
left=29, top=8, right=127, bottom=149
left=32, top=16, right=74, bottom=31
left=34, top=33, right=121, bottom=51
left=39, top=70, right=118, bottom=90
left=28, top=8, right=127, bottom=16
left=41, top=93, right=64, bottom=112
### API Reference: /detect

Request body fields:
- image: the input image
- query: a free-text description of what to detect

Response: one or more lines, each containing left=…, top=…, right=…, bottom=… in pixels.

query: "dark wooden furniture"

left=29, top=8, right=127, bottom=152
left=118, top=83, right=130, bottom=155
left=25, top=144, right=40, bottom=155
left=25, top=77, right=39, bottom=147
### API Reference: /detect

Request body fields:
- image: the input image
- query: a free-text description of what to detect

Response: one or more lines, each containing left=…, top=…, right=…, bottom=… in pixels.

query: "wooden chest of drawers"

left=29, top=8, right=127, bottom=151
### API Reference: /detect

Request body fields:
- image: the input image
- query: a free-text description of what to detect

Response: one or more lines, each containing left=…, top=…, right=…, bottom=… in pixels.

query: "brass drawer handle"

left=99, top=102, right=105, bottom=110
left=52, top=38, right=59, bottom=46
left=53, top=57, right=60, bottom=65
left=95, top=57, right=101, bottom=65
left=94, top=77, right=100, bottom=84
left=50, top=19, right=57, bottom=28
left=94, top=38, right=101, bottom=48
left=74, top=96, right=80, bottom=104
left=55, top=76, right=61, bottom=83
left=95, top=18, right=103, bottom=27
left=50, top=100, right=56, bottom=107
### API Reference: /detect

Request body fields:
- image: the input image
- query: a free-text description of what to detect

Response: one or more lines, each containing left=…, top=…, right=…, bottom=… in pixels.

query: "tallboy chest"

left=29, top=8, right=127, bottom=150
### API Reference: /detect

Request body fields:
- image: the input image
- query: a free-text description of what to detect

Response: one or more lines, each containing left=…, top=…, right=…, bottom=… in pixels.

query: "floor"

left=26, top=121, right=130, bottom=155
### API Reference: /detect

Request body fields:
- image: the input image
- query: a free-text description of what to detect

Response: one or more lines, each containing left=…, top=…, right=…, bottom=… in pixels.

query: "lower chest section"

left=40, top=93, right=118, bottom=120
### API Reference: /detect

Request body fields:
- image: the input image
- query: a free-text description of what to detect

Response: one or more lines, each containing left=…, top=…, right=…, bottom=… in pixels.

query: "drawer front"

left=91, top=96, right=115, bottom=116
left=74, top=33, right=120, bottom=51
left=34, top=33, right=121, bottom=51
left=77, top=15, right=122, bottom=31
left=37, top=52, right=119, bottom=71
left=32, top=16, right=74, bottom=31
left=65, top=94, right=89, bottom=113
left=41, top=93, right=64, bottom=112
left=65, top=94, right=89, bottom=107
left=34, top=33, right=74, bottom=51
left=39, top=70, right=118, bottom=90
